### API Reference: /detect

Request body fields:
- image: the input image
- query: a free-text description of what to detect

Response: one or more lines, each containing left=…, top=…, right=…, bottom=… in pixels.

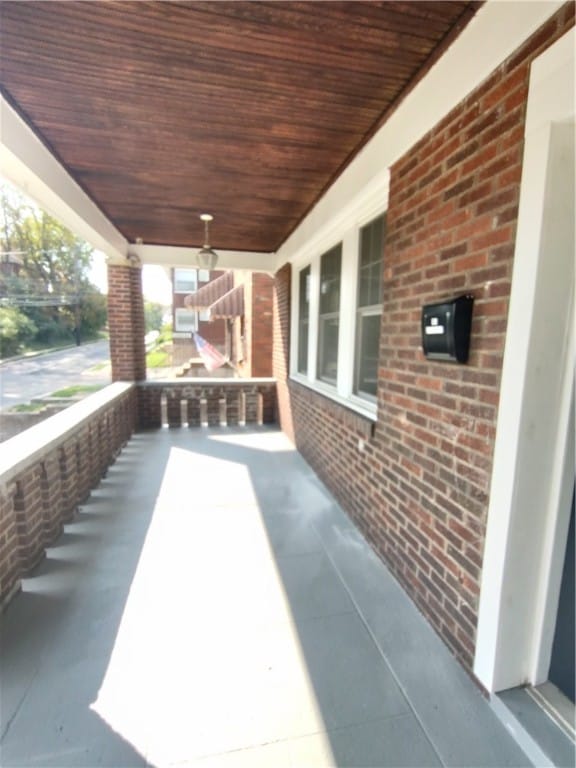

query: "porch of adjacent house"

left=1, top=421, right=531, bottom=768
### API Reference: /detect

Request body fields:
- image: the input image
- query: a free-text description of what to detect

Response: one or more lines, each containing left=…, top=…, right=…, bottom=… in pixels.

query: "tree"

left=0, top=306, right=37, bottom=357
left=0, top=185, right=107, bottom=348
left=144, top=301, right=165, bottom=333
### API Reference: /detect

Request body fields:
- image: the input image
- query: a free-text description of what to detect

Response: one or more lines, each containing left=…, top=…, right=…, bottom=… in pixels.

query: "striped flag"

left=193, top=332, right=227, bottom=372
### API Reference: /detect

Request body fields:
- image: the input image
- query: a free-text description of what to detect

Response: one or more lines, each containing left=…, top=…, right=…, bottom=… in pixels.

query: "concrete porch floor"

left=1, top=428, right=532, bottom=768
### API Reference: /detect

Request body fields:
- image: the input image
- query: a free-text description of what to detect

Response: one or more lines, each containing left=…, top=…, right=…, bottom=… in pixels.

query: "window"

left=290, top=203, right=387, bottom=417
left=317, top=244, right=342, bottom=384
left=198, top=269, right=210, bottom=283
left=174, top=268, right=198, bottom=294
left=355, top=215, right=385, bottom=398
left=298, top=266, right=311, bottom=374
left=174, top=308, right=198, bottom=333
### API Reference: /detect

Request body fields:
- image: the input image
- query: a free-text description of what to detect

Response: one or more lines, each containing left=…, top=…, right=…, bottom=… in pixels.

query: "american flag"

left=193, top=332, right=227, bottom=372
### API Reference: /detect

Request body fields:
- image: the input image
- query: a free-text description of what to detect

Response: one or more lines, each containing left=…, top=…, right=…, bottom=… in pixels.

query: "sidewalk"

left=0, top=427, right=531, bottom=767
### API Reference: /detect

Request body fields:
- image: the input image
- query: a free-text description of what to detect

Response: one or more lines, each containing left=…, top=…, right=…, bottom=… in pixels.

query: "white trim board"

left=132, top=244, right=274, bottom=273
left=274, top=0, right=563, bottom=270
left=473, top=28, right=575, bottom=693
left=0, top=97, right=127, bottom=260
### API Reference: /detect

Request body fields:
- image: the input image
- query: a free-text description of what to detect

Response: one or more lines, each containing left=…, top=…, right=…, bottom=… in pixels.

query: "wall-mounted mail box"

left=421, top=294, right=474, bottom=363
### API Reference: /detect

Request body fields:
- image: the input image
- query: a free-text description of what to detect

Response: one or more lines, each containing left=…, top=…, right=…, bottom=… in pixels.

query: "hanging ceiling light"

left=197, top=213, right=219, bottom=270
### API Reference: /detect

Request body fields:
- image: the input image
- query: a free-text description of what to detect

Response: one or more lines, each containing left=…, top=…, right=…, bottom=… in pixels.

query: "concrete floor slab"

left=0, top=428, right=531, bottom=767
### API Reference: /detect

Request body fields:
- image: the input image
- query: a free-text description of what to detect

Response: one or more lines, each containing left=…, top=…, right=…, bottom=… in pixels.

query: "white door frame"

left=474, top=28, right=575, bottom=694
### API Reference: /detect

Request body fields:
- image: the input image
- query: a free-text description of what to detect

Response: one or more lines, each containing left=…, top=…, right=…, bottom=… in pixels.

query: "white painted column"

left=474, top=29, right=575, bottom=693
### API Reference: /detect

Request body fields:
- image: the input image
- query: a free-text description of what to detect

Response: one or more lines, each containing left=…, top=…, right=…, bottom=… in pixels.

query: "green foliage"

left=0, top=306, right=37, bottom=357
left=9, top=402, right=46, bottom=413
left=79, top=291, right=108, bottom=339
left=157, top=324, right=173, bottom=344
left=144, top=301, right=165, bottom=333
left=49, top=384, right=103, bottom=398
left=146, top=349, right=170, bottom=368
left=0, top=184, right=108, bottom=352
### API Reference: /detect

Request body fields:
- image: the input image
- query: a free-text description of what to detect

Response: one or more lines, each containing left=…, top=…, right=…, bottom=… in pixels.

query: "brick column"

left=250, top=273, right=274, bottom=377
left=107, top=262, right=146, bottom=382
left=273, top=263, right=294, bottom=442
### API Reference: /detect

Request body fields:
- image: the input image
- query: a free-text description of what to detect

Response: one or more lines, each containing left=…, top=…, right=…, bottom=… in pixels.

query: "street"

left=0, top=340, right=111, bottom=411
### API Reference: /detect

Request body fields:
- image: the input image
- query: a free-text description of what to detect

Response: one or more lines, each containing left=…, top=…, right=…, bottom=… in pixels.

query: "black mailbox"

left=421, top=294, right=474, bottom=363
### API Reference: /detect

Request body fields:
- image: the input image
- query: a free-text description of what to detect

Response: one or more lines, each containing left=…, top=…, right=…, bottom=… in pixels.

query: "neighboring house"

left=184, top=270, right=274, bottom=378
left=171, top=267, right=225, bottom=349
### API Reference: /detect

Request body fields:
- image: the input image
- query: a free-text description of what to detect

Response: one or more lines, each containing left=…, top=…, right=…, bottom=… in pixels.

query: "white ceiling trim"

left=274, top=0, right=564, bottom=270
left=0, top=96, right=127, bottom=260
left=133, top=244, right=275, bottom=274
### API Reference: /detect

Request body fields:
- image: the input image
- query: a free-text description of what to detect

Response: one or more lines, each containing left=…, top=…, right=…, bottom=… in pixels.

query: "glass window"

left=174, top=308, right=198, bottom=333
left=174, top=268, right=198, bottom=294
left=317, top=244, right=342, bottom=384
left=298, top=266, right=311, bottom=374
left=355, top=215, right=385, bottom=398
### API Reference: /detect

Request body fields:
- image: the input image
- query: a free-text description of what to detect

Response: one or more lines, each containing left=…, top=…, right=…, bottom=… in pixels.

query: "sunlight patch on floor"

left=91, top=444, right=330, bottom=766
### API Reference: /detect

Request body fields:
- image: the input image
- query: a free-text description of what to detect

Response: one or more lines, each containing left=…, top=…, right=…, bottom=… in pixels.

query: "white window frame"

left=289, top=178, right=388, bottom=420
left=297, top=265, right=311, bottom=375
left=174, top=307, right=198, bottom=333
left=317, top=243, right=342, bottom=386
left=173, top=268, right=198, bottom=294
left=354, top=214, right=386, bottom=403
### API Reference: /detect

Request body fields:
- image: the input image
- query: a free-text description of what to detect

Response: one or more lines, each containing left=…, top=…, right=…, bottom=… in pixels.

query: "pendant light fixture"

left=197, top=213, right=219, bottom=270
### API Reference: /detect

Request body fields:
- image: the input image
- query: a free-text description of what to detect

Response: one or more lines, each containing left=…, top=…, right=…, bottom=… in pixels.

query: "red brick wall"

left=234, top=272, right=273, bottom=378
left=0, top=386, right=136, bottom=608
left=137, top=381, right=277, bottom=429
left=273, top=264, right=294, bottom=442
left=276, top=8, right=574, bottom=671
left=108, top=264, right=147, bottom=382
left=250, top=273, right=274, bottom=377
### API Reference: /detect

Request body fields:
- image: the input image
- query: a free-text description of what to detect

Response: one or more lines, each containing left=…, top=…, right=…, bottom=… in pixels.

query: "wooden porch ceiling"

left=0, top=1, right=479, bottom=254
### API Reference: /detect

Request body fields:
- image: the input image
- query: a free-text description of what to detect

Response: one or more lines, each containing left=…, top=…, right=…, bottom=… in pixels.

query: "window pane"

left=355, top=214, right=385, bottom=398
left=318, top=315, right=339, bottom=384
left=356, top=313, right=381, bottom=397
left=320, top=245, right=342, bottom=314
left=318, top=244, right=342, bottom=384
left=175, top=308, right=198, bottom=332
left=174, top=268, right=198, bottom=294
left=358, top=215, right=385, bottom=308
left=298, top=266, right=310, bottom=374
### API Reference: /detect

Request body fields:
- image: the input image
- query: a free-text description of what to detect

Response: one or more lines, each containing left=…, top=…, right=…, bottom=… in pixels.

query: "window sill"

left=289, top=375, right=377, bottom=438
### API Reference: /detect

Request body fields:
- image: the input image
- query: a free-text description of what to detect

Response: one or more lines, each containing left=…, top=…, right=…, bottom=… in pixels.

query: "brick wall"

left=108, top=263, right=147, bottom=381
left=196, top=318, right=226, bottom=347
left=233, top=272, right=273, bottom=378
left=275, top=7, right=574, bottom=671
left=0, top=385, right=136, bottom=608
left=273, top=264, right=294, bottom=442
left=250, top=273, right=274, bottom=377
left=137, top=380, right=277, bottom=429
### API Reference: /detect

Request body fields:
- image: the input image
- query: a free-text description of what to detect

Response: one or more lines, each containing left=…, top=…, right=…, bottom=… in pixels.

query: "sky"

left=90, top=252, right=172, bottom=306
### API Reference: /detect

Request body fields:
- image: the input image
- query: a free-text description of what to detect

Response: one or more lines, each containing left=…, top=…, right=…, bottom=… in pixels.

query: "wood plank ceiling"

left=0, top=1, right=479, bottom=253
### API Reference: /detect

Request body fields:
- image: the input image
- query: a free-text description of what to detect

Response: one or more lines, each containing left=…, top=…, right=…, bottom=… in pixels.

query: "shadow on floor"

left=0, top=427, right=531, bottom=767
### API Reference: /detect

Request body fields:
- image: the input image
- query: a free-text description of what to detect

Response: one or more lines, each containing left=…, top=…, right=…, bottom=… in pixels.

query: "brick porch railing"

left=0, top=383, right=137, bottom=607
left=0, top=378, right=278, bottom=608
left=137, top=378, right=277, bottom=429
